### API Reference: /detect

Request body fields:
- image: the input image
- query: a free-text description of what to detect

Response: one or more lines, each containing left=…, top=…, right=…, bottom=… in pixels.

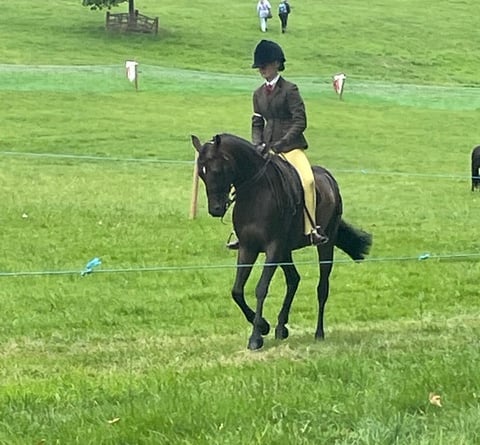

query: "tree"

left=82, top=0, right=132, bottom=10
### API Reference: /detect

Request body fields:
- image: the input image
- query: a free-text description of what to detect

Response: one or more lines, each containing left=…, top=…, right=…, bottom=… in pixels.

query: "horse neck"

left=227, top=145, right=268, bottom=190
left=231, top=149, right=303, bottom=220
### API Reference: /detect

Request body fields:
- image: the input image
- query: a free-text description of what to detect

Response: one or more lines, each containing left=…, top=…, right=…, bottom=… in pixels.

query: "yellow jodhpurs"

left=281, top=149, right=316, bottom=235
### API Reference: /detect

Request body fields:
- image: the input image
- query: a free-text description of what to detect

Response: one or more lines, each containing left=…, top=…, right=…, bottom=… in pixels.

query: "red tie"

left=265, top=84, right=274, bottom=94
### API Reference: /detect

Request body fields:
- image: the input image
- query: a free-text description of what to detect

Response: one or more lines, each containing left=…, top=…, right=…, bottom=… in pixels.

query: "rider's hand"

left=270, top=141, right=283, bottom=152
left=255, top=143, right=268, bottom=155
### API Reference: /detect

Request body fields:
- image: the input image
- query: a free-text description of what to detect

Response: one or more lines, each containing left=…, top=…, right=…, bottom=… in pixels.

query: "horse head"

left=191, top=134, right=235, bottom=217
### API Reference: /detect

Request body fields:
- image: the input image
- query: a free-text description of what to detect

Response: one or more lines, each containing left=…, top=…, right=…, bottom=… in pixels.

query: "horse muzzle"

left=207, top=195, right=230, bottom=217
left=208, top=203, right=228, bottom=217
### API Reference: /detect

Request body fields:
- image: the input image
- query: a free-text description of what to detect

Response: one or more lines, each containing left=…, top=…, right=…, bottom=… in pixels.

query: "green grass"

left=1, top=0, right=480, bottom=444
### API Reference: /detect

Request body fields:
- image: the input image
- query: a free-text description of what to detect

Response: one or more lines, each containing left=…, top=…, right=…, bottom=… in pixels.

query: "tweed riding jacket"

left=251, top=76, right=308, bottom=153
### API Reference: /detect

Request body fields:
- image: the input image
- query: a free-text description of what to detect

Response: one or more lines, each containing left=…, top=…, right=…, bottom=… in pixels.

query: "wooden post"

left=189, top=151, right=199, bottom=219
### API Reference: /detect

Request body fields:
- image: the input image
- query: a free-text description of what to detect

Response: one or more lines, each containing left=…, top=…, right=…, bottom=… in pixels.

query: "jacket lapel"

left=265, top=76, right=283, bottom=103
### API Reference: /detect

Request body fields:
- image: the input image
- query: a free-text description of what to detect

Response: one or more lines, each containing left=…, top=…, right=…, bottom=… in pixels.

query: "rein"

left=225, top=153, right=299, bottom=219
left=229, top=155, right=272, bottom=199
left=211, top=136, right=301, bottom=222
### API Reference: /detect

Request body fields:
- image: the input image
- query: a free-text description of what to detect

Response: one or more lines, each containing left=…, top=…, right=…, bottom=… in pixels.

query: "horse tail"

left=335, top=219, right=372, bottom=261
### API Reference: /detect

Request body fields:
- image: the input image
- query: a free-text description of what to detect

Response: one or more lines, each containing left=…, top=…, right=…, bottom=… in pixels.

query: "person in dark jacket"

left=227, top=40, right=328, bottom=249
left=278, top=0, right=291, bottom=33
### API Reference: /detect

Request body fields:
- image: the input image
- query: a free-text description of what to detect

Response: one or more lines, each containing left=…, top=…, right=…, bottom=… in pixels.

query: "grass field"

left=1, top=0, right=479, bottom=444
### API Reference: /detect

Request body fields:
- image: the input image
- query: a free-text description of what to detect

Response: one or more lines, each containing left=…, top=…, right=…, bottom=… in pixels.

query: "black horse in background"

left=192, top=133, right=372, bottom=350
left=471, top=145, right=480, bottom=191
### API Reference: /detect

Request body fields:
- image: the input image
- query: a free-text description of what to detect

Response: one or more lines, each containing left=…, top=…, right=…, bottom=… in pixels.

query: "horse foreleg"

left=231, top=249, right=263, bottom=328
left=315, top=244, right=334, bottom=340
left=275, top=253, right=300, bottom=340
left=248, top=260, right=278, bottom=350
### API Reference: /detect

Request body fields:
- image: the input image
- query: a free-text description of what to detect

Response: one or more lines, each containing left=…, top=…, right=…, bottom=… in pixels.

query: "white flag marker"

left=332, top=73, right=346, bottom=99
left=125, top=60, right=139, bottom=91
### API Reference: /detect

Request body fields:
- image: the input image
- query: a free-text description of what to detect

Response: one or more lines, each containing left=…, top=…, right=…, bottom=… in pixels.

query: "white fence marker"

left=333, top=73, right=346, bottom=99
left=125, top=60, right=139, bottom=91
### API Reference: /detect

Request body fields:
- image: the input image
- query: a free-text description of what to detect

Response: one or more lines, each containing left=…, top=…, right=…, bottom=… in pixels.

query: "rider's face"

left=258, top=62, right=279, bottom=82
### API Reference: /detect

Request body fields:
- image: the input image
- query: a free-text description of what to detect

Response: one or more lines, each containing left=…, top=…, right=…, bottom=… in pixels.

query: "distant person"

left=257, top=0, right=272, bottom=33
left=278, top=0, right=291, bottom=33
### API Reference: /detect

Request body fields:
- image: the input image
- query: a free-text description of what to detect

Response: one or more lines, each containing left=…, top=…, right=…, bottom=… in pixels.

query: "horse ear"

left=191, top=135, right=202, bottom=152
left=213, top=134, right=230, bottom=160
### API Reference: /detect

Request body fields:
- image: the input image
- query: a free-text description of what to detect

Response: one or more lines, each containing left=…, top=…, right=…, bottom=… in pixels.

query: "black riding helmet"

left=252, top=40, right=286, bottom=71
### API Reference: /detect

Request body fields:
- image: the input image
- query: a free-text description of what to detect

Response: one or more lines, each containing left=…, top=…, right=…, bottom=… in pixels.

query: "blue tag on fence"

left=81, top=257, right=102, bottom=276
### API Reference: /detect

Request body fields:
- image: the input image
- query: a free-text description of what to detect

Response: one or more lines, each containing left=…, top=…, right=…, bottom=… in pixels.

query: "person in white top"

left=257, top=0, right=272, bottom=32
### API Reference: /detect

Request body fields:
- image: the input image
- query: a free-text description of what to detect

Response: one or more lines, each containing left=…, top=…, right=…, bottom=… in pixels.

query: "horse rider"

left=227, top=39, right=329, bottom=249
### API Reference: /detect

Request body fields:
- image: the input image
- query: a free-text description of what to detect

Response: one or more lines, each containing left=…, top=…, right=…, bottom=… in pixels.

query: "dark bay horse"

left=192, top=133, right=372, bottom=350
left=471, top=145, right=480, bottom=191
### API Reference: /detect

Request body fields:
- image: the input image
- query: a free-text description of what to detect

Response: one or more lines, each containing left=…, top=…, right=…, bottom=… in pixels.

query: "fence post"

left=189, top=151, right=199, bottom=219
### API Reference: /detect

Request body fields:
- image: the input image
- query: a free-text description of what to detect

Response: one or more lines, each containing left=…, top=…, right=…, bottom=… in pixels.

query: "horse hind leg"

left=315, top=242, right=335, bottom=340
left=275, top=253, right=300, bottom=340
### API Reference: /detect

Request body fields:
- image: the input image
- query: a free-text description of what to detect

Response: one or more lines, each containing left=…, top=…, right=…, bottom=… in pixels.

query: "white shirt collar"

left=265, top=74, right=280, bottom=88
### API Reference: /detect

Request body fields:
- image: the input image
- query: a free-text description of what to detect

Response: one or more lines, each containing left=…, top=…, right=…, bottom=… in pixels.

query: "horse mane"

left=216, top=133, right=302, bottom=218
left=216, top=133, right=259, bottom=156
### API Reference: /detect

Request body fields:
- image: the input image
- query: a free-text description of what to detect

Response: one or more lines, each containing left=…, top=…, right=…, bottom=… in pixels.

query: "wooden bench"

left=106, top=10, right=158, bottom=35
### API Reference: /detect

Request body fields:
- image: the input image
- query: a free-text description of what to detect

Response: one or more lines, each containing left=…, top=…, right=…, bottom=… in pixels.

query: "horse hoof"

left=314, top=332, right=325, bottom=341
left=248, top=336, right=264, bottom=350
left=259, top=319, right=270, bottom=336
left=275, top=325, right=289, bottom=340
